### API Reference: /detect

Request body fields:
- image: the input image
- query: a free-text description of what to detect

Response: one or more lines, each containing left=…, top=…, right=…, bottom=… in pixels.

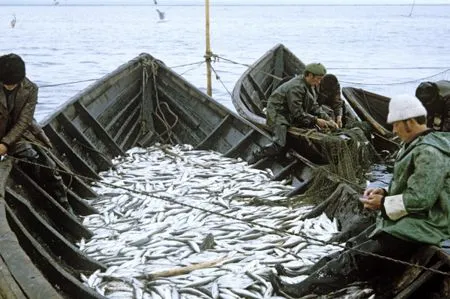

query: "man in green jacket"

left=0, top=53, right=75, bottom=215
left=415, top=80, right=450, bottom=132
left=270, top=94, right=450, bottom=298
left=251, top=63, right=338, bottom=161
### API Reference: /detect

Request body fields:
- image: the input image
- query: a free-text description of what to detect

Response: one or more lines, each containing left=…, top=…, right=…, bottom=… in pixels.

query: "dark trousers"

left=273, top=232, right=423, bottom=298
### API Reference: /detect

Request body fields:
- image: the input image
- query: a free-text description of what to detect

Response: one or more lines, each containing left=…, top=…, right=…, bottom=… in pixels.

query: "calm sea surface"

left=1, top=5, right=449, bottom=121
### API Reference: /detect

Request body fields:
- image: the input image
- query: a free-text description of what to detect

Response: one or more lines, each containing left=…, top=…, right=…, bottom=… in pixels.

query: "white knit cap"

left=387, top=94, right=427, bottom=124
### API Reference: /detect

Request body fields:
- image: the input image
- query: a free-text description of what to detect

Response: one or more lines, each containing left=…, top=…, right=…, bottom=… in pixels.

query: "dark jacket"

left=0, top=78, right=50, bottom=151
left=266, top=76, right=330, bottom=128
left=419, top=80, right=450, bottom=132
left=317, top=82, right=343, bottom=120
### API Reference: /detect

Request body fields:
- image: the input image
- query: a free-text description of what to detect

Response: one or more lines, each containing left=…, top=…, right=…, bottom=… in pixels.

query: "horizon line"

left=0, top=3, right=449, bottom=6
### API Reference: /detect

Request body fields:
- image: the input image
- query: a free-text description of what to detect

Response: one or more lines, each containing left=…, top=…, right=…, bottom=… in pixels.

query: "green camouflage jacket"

left=266, top=76, right=330, bottom=128
left=372, top=131, right=450, bottom=245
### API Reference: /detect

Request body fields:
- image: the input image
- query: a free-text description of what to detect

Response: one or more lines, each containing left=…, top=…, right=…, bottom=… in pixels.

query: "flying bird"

left=156, top=9, right=165, bottom=21
left=10, top=14, right=16, bottom=28
left=153, top=0, right=158, bottom=5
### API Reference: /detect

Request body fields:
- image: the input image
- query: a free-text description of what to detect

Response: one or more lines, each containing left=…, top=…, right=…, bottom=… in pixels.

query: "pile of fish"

left=78, top=144, right=374, bottom=299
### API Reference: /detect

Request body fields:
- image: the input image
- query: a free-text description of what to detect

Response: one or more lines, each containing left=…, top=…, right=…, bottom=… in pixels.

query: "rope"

left=144, top=60, right=179, bottom=144
left=39, top=78, right=98, bottom=88
left=4, top=152, right=449, bottom=277
left=179, top=61, right=205, bottom=76
left=212, top=54, right=450, bottom=86
left=209, top=64, right=233, bottom=97
left=340, top=68, right=450, bottom=86
left=170, top=61, right=205, bottom=69
left=36, top=61, right=206, bottom=89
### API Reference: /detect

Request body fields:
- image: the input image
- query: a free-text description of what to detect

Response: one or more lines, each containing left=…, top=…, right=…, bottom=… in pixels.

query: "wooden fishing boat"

left=1, top=54, right=447, bottom=298
left=342, top=87, right=400, bottom=152
left=0, top=53, right=326, bottom=298
left=230, top=43, right=377, bottom=165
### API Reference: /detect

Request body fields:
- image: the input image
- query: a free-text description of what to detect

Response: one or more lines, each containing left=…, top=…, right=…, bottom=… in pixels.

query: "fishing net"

left=252, top=126, right=378, bottom=240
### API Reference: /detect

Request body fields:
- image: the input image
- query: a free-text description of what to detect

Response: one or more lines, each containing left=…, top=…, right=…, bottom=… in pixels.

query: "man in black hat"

left=0, top=53, right=75, bottom=215
left=415, top=80, right=450, bottom=132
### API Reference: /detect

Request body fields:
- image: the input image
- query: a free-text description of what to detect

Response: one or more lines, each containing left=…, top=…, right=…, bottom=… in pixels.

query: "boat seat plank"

left=43, top=124, right=101, bottom=180
left=5, top=205, right=105, bottom=299
left=57, top=113, right=112, bottom=170
left=223, top=129, right=256, bottom=158
left=73, top=101, right=125, bottom=156
left=0, top=201, right=63, bottom=299
left=5, top=188, right=106, bottom=273
left=195, top=115, right=231, bottom=150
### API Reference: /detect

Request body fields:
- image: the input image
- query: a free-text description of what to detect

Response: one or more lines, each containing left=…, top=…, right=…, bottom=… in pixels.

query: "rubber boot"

left=270, top=266, right=348, bottom=298
left=248, top=143, right=283, bottom=164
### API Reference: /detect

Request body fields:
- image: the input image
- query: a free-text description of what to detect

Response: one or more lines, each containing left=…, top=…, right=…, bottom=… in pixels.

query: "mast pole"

left=205, top=0, right=212, bottom=96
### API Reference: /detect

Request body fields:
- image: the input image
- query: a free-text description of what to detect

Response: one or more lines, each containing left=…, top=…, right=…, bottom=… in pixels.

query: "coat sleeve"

left=1, top=86, right=38, bottom=148
left=287, top=87, right=317, bottom=128
left=383, top=145, right=446, bottom=221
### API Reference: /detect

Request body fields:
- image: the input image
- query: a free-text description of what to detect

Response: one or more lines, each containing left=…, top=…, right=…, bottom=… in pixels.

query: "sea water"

left=0, top=4, right=449, bottom=121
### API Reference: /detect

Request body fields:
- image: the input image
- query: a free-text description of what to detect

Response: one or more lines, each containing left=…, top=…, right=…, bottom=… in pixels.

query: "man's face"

left=3, top=83, right=18, bottom=91
left=392, top=120, right=412, bottom=142
left=305, top=73, right=323, bottom=87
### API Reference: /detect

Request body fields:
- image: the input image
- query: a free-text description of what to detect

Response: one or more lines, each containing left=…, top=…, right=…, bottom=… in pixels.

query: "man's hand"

left=363, top=187, right=386, bottom=197
left=316, top=118, right=329, bottom=129
left=0, top=143, right=8, bottom=156
left=360, top=194, right=383, bottom=210
left=336, top=116, right=343, bottom=128
left=326, top=120, right=339, bottom=129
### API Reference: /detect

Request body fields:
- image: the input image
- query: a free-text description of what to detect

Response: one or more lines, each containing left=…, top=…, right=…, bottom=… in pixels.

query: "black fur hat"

left=0, top=53, right=26, bottom=85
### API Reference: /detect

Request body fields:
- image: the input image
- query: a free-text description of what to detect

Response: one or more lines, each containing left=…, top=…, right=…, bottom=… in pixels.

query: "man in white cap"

left=270, top=94, right=450, bottom=298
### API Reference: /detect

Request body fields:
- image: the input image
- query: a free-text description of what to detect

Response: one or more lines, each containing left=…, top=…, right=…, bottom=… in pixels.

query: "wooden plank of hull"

left=5, top=205, right=105, bottom=299
left=0, top=200, right=62, bottom=299
left=73, top=102, right=124, bottom=156
left=56, top=113, right=112, bottom=171
left=342, top=87, right=393, bottom=137
left=10, top=167, right=93, bottom=241
left=43, top=123, right=101, bottom=180
left=5, top=188, right=105, bottom=273
left=43, top=148, right=98, bottom=199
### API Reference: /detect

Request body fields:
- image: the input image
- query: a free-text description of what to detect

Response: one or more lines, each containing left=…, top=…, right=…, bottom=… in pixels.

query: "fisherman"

left=270, top=94, right=450, bottom=298
left=250, top=63, right=338, bottom=162
left=415, top=80, right=450, bottom=132
left=0, top=53, right=75, bottom=215
left=317, top=73, right=344, bottom=128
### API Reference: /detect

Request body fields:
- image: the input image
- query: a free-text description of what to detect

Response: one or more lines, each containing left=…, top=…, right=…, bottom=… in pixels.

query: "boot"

left=271, top=264, right=350, bottom=298
left=248, top=143, right=283, bottom=164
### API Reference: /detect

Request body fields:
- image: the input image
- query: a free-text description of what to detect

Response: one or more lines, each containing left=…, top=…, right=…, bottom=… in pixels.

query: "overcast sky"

left=1, top=0, right=449, bottom=5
